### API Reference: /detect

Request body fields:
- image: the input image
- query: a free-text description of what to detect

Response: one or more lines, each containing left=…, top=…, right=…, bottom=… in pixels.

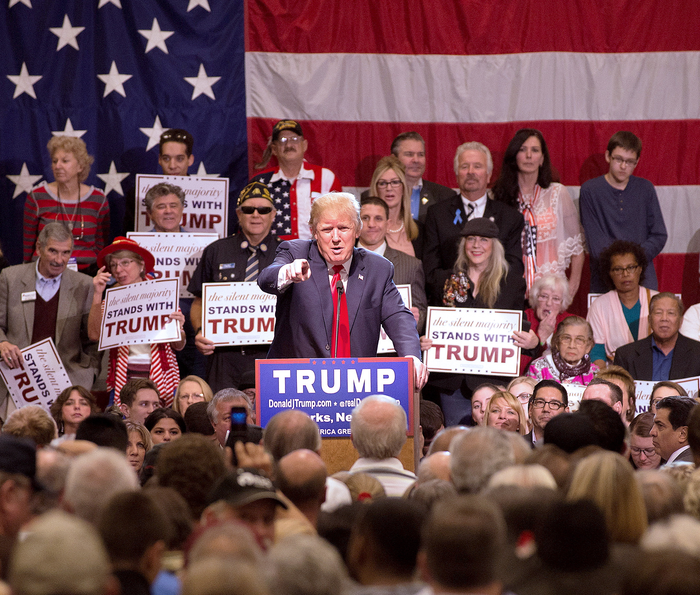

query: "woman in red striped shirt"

left=23, top=136, right=110, bottom=274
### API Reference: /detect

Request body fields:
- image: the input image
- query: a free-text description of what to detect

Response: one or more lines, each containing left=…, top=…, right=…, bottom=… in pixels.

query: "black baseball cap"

left=206, top=468, right=287, bottom=509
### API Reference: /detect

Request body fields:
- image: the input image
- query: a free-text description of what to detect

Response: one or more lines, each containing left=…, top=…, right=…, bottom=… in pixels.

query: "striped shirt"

left=23, top=182, right=110, bottom=270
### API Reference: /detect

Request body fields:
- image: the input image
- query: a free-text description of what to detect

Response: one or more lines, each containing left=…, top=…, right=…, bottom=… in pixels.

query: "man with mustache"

left=250, top=120, right=342, bottom=241
left=0, top=222, right=98, bottom=420
left=421, top=142, right=524, bottom=306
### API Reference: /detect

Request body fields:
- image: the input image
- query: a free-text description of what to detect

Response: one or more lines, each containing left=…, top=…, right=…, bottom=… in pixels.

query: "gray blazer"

left=0, top=263, right=99, bottom=417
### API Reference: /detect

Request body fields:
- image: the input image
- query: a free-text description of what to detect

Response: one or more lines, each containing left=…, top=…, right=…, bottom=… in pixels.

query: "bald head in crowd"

left=277, top=449, right=327, bottom=527
left=263, top=410, right=322, bottom=462
left=417, top=451, right=451, bottom=484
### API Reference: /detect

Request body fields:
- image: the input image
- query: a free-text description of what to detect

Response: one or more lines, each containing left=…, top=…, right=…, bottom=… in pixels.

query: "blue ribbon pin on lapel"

left=453, top=209, right=463, bottom=225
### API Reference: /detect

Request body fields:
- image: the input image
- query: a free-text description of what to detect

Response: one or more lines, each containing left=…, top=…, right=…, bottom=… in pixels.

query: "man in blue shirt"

left=580, top=131, right=667, bottom=292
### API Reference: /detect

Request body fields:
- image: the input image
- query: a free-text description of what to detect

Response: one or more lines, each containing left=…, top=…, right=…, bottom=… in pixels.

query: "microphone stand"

left=333, top=278, right=344, bottom=357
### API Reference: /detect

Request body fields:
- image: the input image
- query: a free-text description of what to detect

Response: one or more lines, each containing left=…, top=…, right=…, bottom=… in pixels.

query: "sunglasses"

left=240, top=206, right=273, bottom=215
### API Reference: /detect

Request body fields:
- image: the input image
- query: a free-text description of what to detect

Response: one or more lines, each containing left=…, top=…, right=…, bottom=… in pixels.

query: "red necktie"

left=331, top=265, right=351, bottom=357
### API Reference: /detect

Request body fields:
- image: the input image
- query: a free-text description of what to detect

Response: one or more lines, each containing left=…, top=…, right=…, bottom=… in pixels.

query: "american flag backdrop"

left=245, top=0, right=700, bottom=309
left=1, top=0, right=247, bottom=264
left=3, top=1, right=700, bottom=309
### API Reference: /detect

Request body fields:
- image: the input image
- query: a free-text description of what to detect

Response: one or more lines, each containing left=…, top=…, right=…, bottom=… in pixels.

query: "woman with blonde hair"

left=173, top=375, right=214, bottom=415
left=125, top=421, right=152, bottom=472
left=24, top=136, right=109, bottom=274
left=484, top=391, right=528, bottom=436
left=369, top=156, right=418, bottom=256
left=567, top=450, right=648, bottom=544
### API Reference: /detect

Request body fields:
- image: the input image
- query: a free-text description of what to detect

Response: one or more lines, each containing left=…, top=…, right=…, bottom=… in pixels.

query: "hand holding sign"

left=0, top=340, right=22, bottom=370
left=284, top=259, right=311, bottom=283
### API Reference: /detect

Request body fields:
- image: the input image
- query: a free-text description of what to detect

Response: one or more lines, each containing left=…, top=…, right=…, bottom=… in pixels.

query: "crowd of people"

left=0, top=120, right=699, bottom=594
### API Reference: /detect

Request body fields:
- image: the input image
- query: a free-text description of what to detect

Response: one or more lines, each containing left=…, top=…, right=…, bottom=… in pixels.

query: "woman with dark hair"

left=144, top=408, right=186, bottom=445
left=586, top=240, right=656, bottom=368
left=88, top=237, right=186, bottom=406
left=649, top=381, right=688, bottom=414
left=629, top=413, right=661, bottom=469
left=528, top=316, right=599, bottom=385
left=50, top=385, right=99, bottom=436
left=492, top=129, right=584, bottom=297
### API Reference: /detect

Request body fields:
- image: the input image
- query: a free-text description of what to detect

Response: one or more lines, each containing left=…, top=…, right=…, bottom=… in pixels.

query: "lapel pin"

left=358, top=274, right=364, bottom=280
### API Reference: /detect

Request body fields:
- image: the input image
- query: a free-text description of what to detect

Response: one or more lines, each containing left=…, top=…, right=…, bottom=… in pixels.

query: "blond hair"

left=369, top=156, right=418, bottom=241
left=47, top=136, right=94, bottom=182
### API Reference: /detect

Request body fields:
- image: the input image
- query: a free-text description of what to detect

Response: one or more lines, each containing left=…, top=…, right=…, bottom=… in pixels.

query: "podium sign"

left=256, top=358, right=414, bottom=438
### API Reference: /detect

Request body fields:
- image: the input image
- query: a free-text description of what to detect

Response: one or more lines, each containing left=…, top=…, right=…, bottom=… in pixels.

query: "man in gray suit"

left=0, top=222, right=98, bottom=419
left=358, top=196, right=428, bottom=333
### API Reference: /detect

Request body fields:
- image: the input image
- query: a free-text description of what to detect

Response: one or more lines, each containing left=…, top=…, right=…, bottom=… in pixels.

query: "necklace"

left=56, top=185, right=85, bottom=240
left=387, top=222, right=404, bottom=234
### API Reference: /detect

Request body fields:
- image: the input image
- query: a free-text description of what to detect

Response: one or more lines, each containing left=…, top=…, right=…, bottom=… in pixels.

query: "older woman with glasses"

left=88, top=237, right=186, bottom=406
left=173, top=375, right=213, bottom=415
left=528, top=316, right=599, bottom=385
left=368, top=156, right=419, bottom=256
left=587, top=240, right=657, bottom=369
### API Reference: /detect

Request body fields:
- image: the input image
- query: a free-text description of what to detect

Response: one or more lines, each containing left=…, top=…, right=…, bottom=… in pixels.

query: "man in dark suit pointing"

left=258, top=192, right=427, bottom=389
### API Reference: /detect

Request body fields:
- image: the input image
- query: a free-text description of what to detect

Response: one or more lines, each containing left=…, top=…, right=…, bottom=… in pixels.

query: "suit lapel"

left=55, top=271, right=74, bottom=344
left=346, top=249, right=366, bottom=332
left=309, top=243, right=334, bottom=345
left=20, top=266, right=36, bottom=342
left=637, top=336, right=654, bottom=379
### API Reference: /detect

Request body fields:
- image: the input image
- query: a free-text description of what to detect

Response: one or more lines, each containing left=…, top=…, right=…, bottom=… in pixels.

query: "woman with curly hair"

left=586, top=240, right=656, bottom=368
left=23, top=136, right=109, bottom=274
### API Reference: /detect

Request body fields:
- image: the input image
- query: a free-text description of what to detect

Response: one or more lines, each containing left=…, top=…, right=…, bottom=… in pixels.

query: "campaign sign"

left=135, top=175, right=229, bottom=237
left=202, top=282, right=276, bottom=346
left=127, top=232, right=218, bottom=298
left=99, top=278, right=181, bottom=351
left=424, top=307, right=521, bottom=376
left=256, top=358, right=414, bottom=437
left=0, top=338, right=71, bottom=411
left=563, top=384, right=587, bottom=412
left=377, top=285, right=412, bottom=355
left=634, top=376, right=700, bottom=415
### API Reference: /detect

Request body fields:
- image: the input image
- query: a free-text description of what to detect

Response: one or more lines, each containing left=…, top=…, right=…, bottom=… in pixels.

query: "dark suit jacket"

left=258, top=240, right=421, bottom=359
left=422, top=193, right=525, bottom=305
left=383, top=245, right=428, bottom=333
left=613, top=333, right=700, bottom=380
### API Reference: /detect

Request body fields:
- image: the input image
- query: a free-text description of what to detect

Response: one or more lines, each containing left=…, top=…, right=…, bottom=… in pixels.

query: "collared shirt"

left=461, top=192, right=488, bottom=220
left=349, top=457, right=416, bottom=497
left=667, top=444, right=691, bottom=464
left=410, top=179, right=424, bottom=220
left=35, top=260, right=62, bottom=301
left=327, top=256, right=352, bottom=293
left=651, top=336, right=674, bottom=380
left=150, top=226, right=187, bottom=232
left=360, top=241, right=387, bottom=257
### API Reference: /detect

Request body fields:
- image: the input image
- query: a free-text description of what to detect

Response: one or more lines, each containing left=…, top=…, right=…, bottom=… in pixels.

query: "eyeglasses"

left=516, top=392, right=532, bottom=403
left=110, top=259, right=137, bottom=271
left=276, top=136, right=302, bottom=144
left=240, top=206, right=273, bottom=215
left=610, top=264, right=640, bottom=276
left=559, top=335, right=589, bottom=347
left=630, top=447, right=657, bottom=457
left=537, top=293, right=563, bottom=304
left=376, top=179, right=403, bottom=189
left=531, top=399, right=565, bottom=410
left=610, top=155, right=638, bottom=167
left=465, top=236, right=491, bottom=246
left=178, top=392, right=204, bottom=401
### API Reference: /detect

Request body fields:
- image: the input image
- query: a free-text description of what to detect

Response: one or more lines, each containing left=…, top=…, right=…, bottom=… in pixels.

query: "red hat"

left=97, top=237, right=156, bottom=274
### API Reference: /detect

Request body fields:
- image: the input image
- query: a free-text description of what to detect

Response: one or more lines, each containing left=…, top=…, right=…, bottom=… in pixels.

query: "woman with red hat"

left=88, top=237, right=185, bottom=406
